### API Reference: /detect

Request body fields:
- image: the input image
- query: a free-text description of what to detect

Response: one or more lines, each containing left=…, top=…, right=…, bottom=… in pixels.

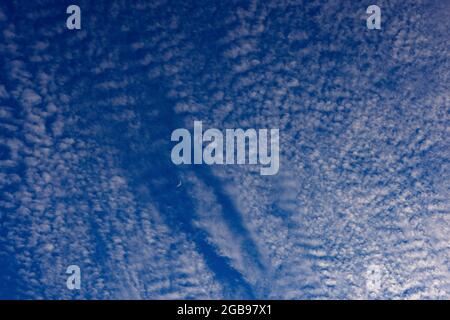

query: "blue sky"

left=0, top=0, right=449, bottom=299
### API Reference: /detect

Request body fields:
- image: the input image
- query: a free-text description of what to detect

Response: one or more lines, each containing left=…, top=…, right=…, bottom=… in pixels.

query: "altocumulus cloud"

left=0, top=0, right=449, bottom=299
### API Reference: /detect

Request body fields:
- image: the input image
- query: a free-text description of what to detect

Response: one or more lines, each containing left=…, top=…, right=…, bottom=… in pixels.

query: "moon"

left=176, top=180, right=182, bottom=188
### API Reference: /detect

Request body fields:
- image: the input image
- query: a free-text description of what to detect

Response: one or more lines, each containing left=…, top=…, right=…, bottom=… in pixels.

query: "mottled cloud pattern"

left=0, top=0, right=449, bottom=299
